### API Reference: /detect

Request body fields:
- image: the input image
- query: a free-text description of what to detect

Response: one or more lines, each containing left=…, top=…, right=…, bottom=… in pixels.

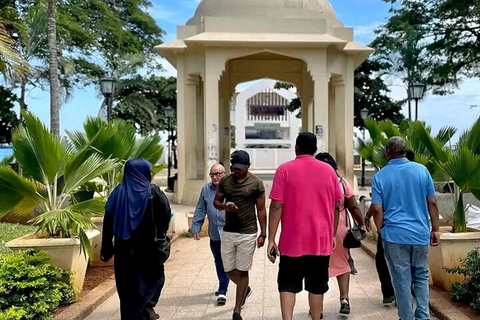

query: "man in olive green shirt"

left=214, top=150, right=267, bottom=320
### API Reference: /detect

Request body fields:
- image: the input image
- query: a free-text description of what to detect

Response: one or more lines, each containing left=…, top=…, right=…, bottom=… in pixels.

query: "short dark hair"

left=315, top=152, right=338, bottom=171
left=296, top=132, right=317, bottom=155
left=406, top=149, right=415, bottom=161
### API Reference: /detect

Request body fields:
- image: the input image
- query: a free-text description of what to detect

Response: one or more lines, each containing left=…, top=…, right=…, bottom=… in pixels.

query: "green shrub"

left=0, top=249, right=76, bottom=319
left=445, top=248, right=480, bottom=313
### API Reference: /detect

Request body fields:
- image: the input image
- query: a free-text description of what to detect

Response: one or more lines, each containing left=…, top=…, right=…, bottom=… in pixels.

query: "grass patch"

left=0, top=223, right=37, bottom=256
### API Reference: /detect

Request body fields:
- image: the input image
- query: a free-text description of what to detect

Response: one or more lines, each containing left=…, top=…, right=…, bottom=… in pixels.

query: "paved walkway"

left=85, top=237, right=438, bottom=320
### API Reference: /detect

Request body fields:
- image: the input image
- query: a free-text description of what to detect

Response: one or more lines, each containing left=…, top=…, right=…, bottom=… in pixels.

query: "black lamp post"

left=409, top=83, right=426, bottom=121
left=360, top=108, right=369, bottom=188
left=100, top=77, right=115, bottom=121
left=165, top=106, right=174, bottom=183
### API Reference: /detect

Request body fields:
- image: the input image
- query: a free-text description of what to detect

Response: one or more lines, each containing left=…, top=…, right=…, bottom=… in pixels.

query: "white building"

left=231, top=80, right=300, bottom=170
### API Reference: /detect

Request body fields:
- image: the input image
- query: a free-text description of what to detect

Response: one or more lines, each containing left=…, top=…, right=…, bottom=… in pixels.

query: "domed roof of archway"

left=187, top=0, right=343, bottom=28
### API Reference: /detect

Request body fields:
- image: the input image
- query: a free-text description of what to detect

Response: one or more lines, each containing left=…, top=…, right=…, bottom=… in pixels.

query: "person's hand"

left=100, top=246, right=114, bottom=262
left=267, top=242, right=279, bottom=263
left=332, top=237, right=337, bottom=250
left=430, top=231, right=440, bottom=246
left=364, top=217, right=372, bottom=232
left=224, top=202, right=238, bottom=212
left=256, top=235, right=266, bottom=248
left=192, top=233, right=201, bottom=241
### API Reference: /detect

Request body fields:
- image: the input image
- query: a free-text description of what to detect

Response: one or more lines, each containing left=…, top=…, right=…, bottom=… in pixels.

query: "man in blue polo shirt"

left=369, top=136, right=440, bottom=320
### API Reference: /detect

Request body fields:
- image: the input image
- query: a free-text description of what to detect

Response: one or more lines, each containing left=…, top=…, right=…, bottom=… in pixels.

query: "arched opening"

left=229, top=78, right=299, bottom=173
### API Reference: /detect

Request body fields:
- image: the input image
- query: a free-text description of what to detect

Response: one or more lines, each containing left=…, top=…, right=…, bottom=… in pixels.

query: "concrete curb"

left=53, top=233, right=182, bottom=320
left=360, top=239, right=471, bottom=320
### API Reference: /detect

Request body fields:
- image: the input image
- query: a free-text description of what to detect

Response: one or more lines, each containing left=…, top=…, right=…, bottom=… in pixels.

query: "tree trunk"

left=19, top=79, right=26, bottom=120
left=47, top=0, right=60, bottom=135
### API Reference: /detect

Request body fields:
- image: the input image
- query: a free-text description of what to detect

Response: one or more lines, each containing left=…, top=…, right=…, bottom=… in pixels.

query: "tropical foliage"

left=0, top=6, right=29, bottom=81
left=0, top=112, right=119, bottom=257
left=357, top=117, right=480, bottom=233
left=66, top=117, right=165, bottom=195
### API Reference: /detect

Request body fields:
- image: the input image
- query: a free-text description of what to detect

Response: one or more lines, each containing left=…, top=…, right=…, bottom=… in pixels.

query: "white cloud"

left=353, top=22, right=381, bottom=45
left=147, top=3, right=188, bottom=25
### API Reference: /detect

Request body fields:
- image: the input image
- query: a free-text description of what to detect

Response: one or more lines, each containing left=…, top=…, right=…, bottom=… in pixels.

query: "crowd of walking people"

left=100, top=133, right=440, bottom=320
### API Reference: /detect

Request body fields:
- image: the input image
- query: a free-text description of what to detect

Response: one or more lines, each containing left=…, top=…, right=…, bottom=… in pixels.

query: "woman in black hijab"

left=101, top=158, right=172, bottom=320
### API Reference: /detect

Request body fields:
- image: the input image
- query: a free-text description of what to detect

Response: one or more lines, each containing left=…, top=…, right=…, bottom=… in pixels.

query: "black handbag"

left=150, top=190, right=171, bottom=264
left=340, top=179, right=365, bottom=249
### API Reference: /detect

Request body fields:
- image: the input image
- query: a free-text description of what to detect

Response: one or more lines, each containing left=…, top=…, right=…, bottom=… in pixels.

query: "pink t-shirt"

left=269, top=155, right=343, bottom=257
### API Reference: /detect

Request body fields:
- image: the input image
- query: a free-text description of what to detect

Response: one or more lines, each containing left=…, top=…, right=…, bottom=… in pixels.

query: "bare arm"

left=428, top=196, right=440, bottom=246
left=346, top=196, right=365, bottom=228
left=213, top=192, right=226, bottom=211
left=267, top=200, right=283, bottom=262
left=268, top=200, right=282, bottom=244
left=370, top=204, right=384, bottom=231
left=334, top=200, right=340, bottom=236
left=256, top=196, right=267, bottom=236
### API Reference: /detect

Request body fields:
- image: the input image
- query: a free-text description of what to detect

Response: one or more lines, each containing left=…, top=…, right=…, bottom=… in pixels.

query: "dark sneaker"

left=383, top=295, right=395, bottom=304
left=232, top=312, right=243, bottom=320
left=340, top=298, right=350, bottom=314
left=217, top=294, right=227, bottom=306
left=241, top=286, right=252, bottom=307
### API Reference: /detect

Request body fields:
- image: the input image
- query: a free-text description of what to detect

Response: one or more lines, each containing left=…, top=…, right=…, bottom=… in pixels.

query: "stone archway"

left=155, top=0, right=373, bottom=205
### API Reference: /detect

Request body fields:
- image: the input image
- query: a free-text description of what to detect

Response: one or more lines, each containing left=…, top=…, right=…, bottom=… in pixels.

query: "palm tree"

left=66, top=117, right=166, bottom=196
left=0, top=112, right=119, bottom=256
left=47, top=0, right=60, bottom=135
left=357, top=117, right=480, bottom=233
left=0, top=6, right=29, bottom=81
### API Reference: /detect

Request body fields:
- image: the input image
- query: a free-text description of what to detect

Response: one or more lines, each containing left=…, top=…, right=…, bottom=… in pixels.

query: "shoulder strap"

left=339, top=178, right=350, bottom=228
left=150, top=186, right=158, bottom=240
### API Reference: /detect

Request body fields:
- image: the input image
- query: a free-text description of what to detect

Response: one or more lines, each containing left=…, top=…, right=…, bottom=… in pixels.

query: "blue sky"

left=22, top=0, right=480, bottom=141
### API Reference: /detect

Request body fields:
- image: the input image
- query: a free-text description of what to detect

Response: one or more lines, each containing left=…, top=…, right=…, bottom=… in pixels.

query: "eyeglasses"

left=209, top=172, right=225, bottom=177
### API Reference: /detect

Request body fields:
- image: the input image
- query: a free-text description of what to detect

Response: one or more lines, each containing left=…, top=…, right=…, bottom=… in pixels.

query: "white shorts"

left=221, top=232, right=257, bottom=272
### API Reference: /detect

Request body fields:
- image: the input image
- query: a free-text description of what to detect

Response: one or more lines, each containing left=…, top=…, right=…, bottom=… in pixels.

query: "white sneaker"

left=217, top=294, right=227, bottom=305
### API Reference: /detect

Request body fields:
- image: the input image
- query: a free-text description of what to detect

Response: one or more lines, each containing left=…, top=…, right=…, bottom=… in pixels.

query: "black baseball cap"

left=230, top=150, right=250, bottom=170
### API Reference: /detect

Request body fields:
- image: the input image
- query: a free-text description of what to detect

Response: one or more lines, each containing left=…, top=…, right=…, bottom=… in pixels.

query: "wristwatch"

left=258, top=234, right=267, bottom=238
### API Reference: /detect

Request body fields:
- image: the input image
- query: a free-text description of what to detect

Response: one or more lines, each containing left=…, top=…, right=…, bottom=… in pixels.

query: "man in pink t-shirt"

left=268, top=132, right=342, bottom=320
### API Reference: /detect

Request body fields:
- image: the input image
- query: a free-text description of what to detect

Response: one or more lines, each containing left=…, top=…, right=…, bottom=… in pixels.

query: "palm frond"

left=364, top=118, right=385, bottom=144
left=12, top=111, right=66, bottom=184
left=435, top=126, right=457, bottom=145
left=67, top=197, right=106, bottom=216
left=0, top=166, right=43, bottom=215
left=409, top=121, right=449, bottom=163
left=63, top=153, right=119, bottom=195
left=439, top=147, right=480, bottom=192
left=130, top=135, right=163, bottom=164
left=65, top=130, right=88, bottom=150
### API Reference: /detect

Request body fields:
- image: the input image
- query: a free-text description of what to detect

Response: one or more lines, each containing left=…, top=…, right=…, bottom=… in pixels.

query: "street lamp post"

left=409, top=83, right=426, bottom=121
left=360, top=108, right=369, bottom=189
left=164, top=106, right=174, bottom=185
left=100, top=77, right=115, bottom=121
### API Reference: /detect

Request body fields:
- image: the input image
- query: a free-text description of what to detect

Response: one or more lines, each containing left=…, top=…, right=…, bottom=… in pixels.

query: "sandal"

left=340, top=297, right=350, bottom=314
left=308, top=310, right=323, bottom=319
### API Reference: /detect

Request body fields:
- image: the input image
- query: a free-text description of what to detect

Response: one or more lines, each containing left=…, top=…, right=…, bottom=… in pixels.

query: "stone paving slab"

left=85, top=237, right=439, bottom=320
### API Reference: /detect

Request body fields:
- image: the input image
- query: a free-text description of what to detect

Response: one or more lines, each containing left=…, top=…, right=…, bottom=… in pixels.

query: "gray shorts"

left=221, top=232, right=257, bottom=272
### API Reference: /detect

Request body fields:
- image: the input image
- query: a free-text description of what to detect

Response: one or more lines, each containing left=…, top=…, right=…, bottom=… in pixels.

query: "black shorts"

left=277, top=255, right=330, bottom=295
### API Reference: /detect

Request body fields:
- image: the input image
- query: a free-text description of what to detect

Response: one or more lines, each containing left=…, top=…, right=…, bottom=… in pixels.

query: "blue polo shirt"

left=371, top=158, right=436, bottom=245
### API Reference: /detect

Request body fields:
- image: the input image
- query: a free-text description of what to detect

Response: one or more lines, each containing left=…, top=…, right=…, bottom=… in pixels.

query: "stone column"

left=328, top=78, right=337, bottom=158
left=218, top=74, right=231, bottom=167
left=301, top=69, right=313, bottom=133
left=310, top=50, right=329, bottom=152
left=185, top=75, right=198, bottom=180
left=335, top=63, right=355, bottom=184
left=204, top=52, right=224, bottom=179
left=174, top=55, right=186, bottom=203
